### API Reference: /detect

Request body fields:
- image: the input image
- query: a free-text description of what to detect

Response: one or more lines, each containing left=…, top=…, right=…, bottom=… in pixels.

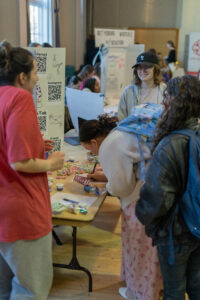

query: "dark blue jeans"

left=157, top=240, right=200, bottom=300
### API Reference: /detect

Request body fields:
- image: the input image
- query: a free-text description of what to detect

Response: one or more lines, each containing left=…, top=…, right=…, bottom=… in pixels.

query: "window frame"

left=28, top=0, right=55, bottom=46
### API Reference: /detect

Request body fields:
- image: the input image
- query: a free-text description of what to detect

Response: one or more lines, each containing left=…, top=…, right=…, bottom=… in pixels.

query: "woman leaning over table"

left=79, top=109, right=162, bottom=300
left=0, top=40, right=65, bottom=300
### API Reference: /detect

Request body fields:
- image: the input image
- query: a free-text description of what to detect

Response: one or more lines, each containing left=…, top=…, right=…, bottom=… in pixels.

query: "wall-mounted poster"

left=186, top=32, right=200, bottom=76
left=29, top=47, right=66, bottom=151
left=94, top=28, right=135, bottom=48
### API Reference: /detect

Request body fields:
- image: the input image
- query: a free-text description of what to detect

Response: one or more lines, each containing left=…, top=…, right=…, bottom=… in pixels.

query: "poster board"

left=185, top=32, right=200, bottom=75
left=101, top=44, right=144, bottom=99
left=95, top=28, right=135, bottom=48
left=66, top=88, right=104, bottom=132
left=29, top=47, right=66, bottom=151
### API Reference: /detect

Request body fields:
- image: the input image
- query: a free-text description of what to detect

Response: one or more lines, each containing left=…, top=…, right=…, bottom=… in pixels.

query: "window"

left=28, top=0, right=54, bottom=45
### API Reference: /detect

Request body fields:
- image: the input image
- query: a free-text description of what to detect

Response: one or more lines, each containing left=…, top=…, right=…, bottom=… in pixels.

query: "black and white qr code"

left=48, top=82, right=62, bottom=102
left=36, top=53, right=47, bottom=73
left=50, top=137, right=62, bottom=152
left=37, top=111, right=47, bottom=133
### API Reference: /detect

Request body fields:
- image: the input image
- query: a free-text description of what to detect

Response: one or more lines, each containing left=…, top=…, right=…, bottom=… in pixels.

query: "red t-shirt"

left=0, top=86, right=52, bottom=242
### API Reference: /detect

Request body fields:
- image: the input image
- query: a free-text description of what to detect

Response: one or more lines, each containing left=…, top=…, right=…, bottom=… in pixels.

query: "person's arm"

left=10, top=151, right=65, bottom=173
left=87, top=171, right=108, bottom=182
left=136, top=142, right=180, bottom=226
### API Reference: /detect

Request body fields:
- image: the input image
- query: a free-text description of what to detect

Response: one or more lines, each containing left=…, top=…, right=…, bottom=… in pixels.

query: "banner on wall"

left=186, top=32, right=200, bottom=76
left=29, top=47, right=66, bottom=151
left=94, top=28, right=135, bottom=48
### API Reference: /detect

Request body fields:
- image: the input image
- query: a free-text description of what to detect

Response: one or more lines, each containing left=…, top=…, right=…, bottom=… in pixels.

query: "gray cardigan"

left=118, top=82, right=166, bottom=121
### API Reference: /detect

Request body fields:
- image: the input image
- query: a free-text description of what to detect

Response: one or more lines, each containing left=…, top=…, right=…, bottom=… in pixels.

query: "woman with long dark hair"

left=136, top=75, right=200, bottom=299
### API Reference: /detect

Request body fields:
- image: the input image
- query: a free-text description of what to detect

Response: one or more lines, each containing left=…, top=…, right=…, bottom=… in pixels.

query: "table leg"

left=52, top=229, right=63, bottom=245
left=53, top=226, right=93, bottom=292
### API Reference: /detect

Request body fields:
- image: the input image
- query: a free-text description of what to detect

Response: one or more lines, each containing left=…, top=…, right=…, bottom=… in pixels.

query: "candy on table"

left=57, top=160, right=97, bottom=177
left=73, top=174, right=91, bottom=186
left=56, top=176, right=67, bottom=179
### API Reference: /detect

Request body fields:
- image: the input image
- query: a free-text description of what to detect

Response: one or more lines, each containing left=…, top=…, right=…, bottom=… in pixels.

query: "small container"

left=56, top=183, right=64, bottom=191
left=48, top=177, right=53, bottom=183
left=48, top=181, right=53, bottom=192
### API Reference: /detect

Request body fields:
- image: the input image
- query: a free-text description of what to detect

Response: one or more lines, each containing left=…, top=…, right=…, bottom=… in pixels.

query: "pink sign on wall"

left=187, top=33, right=200, bottom=76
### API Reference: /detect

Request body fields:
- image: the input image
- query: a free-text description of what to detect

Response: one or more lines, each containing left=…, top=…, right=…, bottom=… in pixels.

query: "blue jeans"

left=157, top=240, right=200, bottom=300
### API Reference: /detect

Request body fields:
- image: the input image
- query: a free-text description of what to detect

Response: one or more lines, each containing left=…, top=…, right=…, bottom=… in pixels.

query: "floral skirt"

left=121, top=201, right=163, bottom=300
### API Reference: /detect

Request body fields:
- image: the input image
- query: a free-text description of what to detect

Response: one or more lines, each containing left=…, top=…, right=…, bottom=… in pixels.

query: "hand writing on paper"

left=87, top=171, right=108, bottom=182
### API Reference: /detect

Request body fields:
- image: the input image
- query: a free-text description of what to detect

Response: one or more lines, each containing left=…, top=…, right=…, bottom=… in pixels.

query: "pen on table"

left=92, top=161, right=98, bottom=174
left=63, top=198, right=79, bottom=205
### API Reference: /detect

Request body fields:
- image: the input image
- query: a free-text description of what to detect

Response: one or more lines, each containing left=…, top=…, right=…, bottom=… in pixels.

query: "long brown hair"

left=153, top=75, right=200, bottom=151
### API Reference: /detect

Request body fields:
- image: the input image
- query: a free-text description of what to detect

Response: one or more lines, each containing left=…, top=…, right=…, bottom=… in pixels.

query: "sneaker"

left=118, top=287, right=137, bottom=300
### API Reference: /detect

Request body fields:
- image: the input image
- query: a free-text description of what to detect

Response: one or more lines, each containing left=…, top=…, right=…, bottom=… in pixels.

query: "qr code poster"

left=38, top=110, right=48, bottom=134
left=48, top=81, right=62, bottom=103
left=49, top=136, right=63, bottom=152
left=28, top=47, right=65, bottom=151
left=35, top=53, right=48, bottom=74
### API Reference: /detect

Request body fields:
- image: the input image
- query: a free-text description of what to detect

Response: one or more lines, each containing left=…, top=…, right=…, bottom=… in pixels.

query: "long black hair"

left=153, top=75, right=200, bottom=151
left=0, top=40, right=34, bottom=85
left=83, top=78, right=97, bottom=92
left=79, top=114, right=118, bottom=143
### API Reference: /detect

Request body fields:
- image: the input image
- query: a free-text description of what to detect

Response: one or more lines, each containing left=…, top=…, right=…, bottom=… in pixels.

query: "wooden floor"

left=49, top=196, right=124, bottom=300
left=49, top=196, right=189, bottom=300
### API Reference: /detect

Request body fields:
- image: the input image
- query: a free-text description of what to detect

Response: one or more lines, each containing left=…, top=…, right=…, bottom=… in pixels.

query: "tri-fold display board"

left=29, top=47, right=66, bottom=151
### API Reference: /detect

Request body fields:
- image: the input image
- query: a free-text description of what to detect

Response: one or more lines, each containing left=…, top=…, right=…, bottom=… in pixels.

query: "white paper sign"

left=51, top=192, right=97, bottom=208
left=66, top=88, right=104, bottom=131
left=187, top=32, right=200, bottom=75
left=95, top=28, right=134, bottom=48
left=101, top=44, right=144, bottom=99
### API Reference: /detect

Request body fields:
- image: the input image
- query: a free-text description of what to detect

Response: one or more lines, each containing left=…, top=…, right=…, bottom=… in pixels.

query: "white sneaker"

left=118, top=287, right=137, bottom=300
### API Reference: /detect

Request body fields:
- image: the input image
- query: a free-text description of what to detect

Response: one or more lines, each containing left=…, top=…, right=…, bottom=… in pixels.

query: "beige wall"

left=59, top=0, right=76, bottom=66
left=94, top=0, right=179, bottom=28
left=0, top=0, right=20, bottom=46
left=1, top=0, right=200, bottom=69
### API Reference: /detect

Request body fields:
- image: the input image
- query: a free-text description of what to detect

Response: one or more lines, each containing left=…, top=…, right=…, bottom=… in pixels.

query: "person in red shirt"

left=0, top=40, right=65, bottom=299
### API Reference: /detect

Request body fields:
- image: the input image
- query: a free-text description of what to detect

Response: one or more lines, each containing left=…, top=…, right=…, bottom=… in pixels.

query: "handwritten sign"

left=94, top=28, right=134, bottom=48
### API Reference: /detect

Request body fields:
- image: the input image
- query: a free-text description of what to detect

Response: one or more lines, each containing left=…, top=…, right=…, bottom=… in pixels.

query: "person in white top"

left=79, top=111, right=163, bottom=300
left=118, top=51, right=166, bottom=121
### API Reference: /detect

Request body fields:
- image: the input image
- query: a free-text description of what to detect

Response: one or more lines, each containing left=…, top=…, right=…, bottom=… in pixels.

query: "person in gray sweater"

left=118, top=51, right=166, bottom=121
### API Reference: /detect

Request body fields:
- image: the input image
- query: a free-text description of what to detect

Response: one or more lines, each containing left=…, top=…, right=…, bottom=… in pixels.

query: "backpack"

left=168, top=128, right=200, bottom=264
